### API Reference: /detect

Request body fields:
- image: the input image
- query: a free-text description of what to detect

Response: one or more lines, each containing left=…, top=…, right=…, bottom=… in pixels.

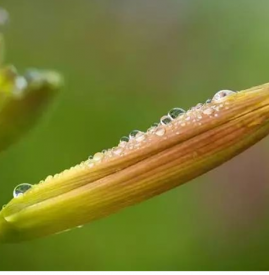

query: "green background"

left=1, top=0, right=269, bottom=270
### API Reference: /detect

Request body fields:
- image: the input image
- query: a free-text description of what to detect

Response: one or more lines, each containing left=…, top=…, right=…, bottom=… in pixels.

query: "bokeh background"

left=1, top=0, right=269, bottom=271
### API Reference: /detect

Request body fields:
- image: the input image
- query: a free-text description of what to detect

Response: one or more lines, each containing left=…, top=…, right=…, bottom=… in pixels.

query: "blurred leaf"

left=0, top=66, right=63, bottom=151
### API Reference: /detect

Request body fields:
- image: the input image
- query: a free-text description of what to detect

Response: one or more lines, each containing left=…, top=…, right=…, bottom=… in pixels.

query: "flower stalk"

left=1, top=83, right=269, bottom=242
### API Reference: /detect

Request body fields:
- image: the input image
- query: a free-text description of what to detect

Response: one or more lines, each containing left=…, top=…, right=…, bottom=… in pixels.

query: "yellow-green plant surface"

left=1, top=83, right=269, bottom=242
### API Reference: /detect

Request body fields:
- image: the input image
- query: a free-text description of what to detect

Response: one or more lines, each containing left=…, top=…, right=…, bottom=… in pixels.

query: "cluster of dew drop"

left=11, top=89, right=237, bottom=200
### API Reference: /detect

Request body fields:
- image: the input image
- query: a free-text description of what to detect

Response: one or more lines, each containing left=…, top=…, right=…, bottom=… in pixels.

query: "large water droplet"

left=212, top=90, right=236, bottom=102
left=160, top=115, right=172, bottom=125
left=168, top=108, right=185, bottom=119
left=13, top=183, right=32, bottom=198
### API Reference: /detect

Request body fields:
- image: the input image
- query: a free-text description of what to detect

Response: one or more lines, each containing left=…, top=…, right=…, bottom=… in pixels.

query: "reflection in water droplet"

left=160, top=115, right=172, bottom=125
left=168, top=108, right=185, bottom=119
left=13, top=183, right=32, bottom=198
left=212, top=90, right=236, bottom=102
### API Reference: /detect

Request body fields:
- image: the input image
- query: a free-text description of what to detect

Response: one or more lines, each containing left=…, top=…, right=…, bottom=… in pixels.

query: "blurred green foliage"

left=1, top=0, right=269, bottom=271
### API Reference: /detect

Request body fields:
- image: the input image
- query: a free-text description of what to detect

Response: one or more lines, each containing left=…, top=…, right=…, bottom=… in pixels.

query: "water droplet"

left=168, top=108, right=185, bottom=119
left=155, top=127, right=166, bottom=136
left=212, top=90, right=236, bottom=102
left=45, top=175, right=53, bottom=181
left=195, top=103, right=203, bottom=109
left=147, top=123, right=159, bottom=133
left=88, top=155, right=93, bottom=160
left=101, top=149, right=107, bottom=154
left=93, top=152, right=103, bottom=161
left=112, top=147, right=123, bottom=156
left=120, top=136, right=129, bottom=142
left=205, top=99, right=211, bottom=104
left=135, top=132, right=146, bottom=142
left=160, top=115, right=172, bottom=125
left=129, top=130, right=140, bottom=139
left=13, top=183, right=32, bottom=198
left=203, top=108, right=214, bottom=115
left=2, top=204, right=6, bottom=210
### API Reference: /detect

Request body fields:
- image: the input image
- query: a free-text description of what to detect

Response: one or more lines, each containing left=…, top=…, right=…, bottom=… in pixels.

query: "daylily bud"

left=1, top=83, right=269, bottom=242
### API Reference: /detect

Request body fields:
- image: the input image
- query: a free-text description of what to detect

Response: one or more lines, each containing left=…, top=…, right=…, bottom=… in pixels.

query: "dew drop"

left=160, top=115, right=172, bottom=125
left=155, top=127, right=166, bottom=136
left=203, top=108, right=214, bottom=115
left=195, top=103, right=203, bottom=109
left=120, top=136, right=129, bottom=142
left=205, top=99, right=211, bottom=104
left=129, top=130, right=140, bottom=139
left=88, top=155, right=93, bottom=160
left=13, top=183, right=32, bottom=198
left=135, top=132, right=146, bottom=142
left=212, top=90, right=236, bottom=102
left=168, top=108, right=185, bottom=119
left=45, top=175, right=53, bottom=181
left=147, top=123, right=159, bottom=133
left=112, top=147, right=123, bottom=156
left=93, top=152, right=103, bottom=161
